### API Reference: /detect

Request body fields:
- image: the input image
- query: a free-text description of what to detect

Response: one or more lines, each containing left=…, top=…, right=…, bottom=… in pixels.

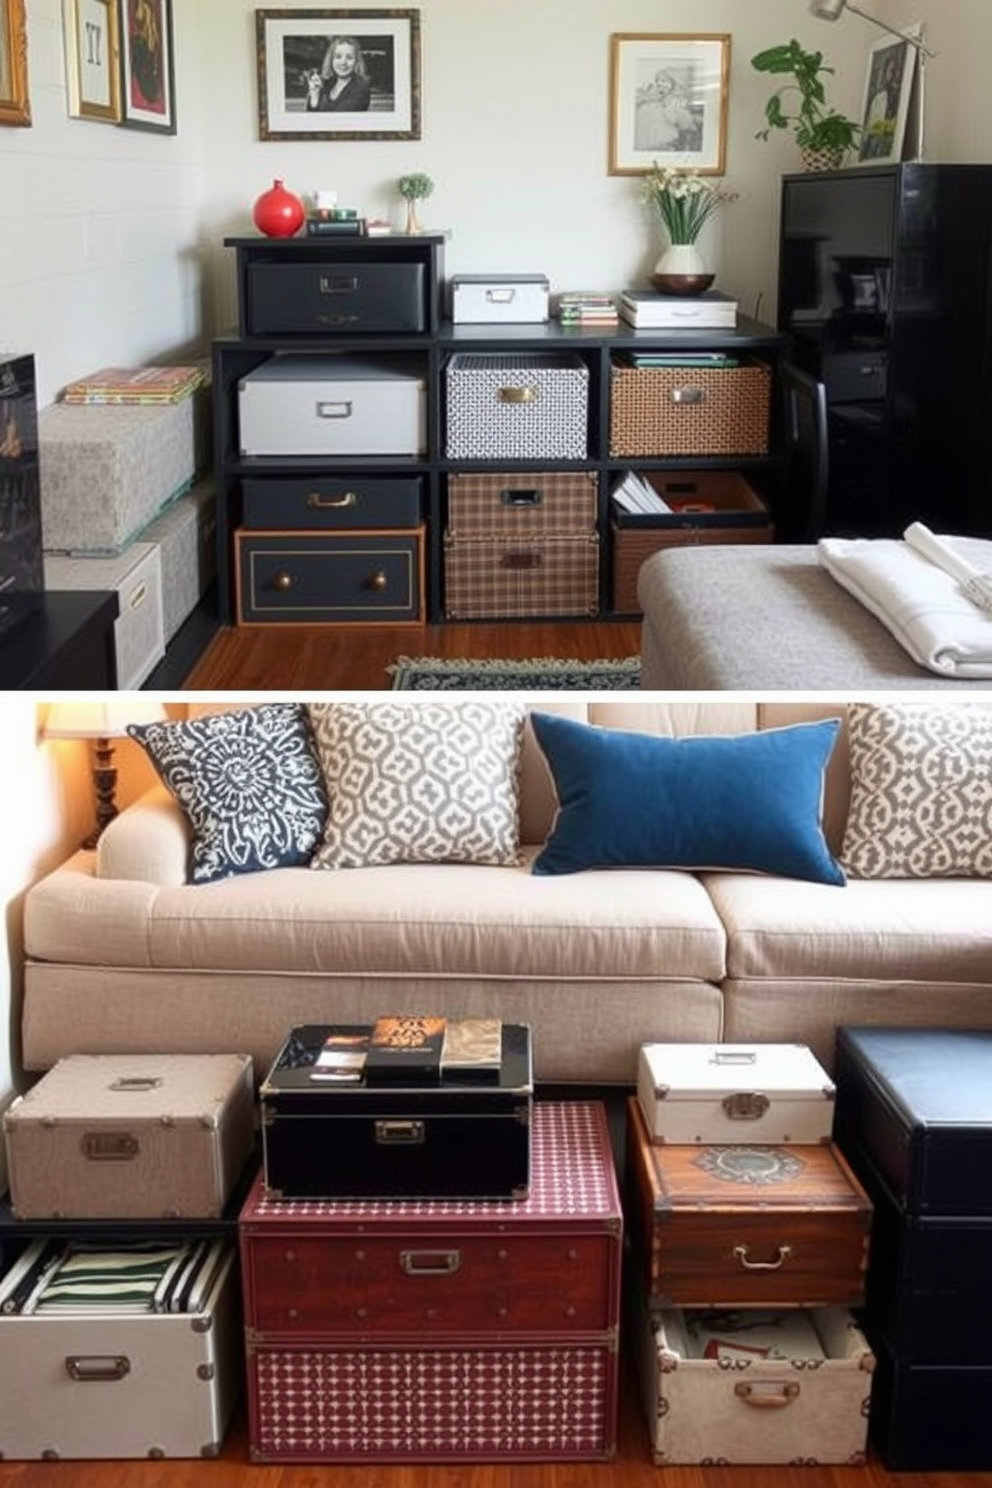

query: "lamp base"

left=83, top=737, right=119, bottom=848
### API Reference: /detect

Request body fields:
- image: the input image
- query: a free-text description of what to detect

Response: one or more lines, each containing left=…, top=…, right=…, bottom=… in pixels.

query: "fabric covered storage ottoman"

left=139, top=476, right=217, bottom=642
left=43, top=542, right=165, bottom=689
left=239, top=1101, right=622, bottom=1464
left=3, top=1052, right=256, bottom=1220
left=634, top=1300, right=874, bottom=1465
left=0, top=1240, right=241, bottom=1459
left=38, top=399, right=201, bottom=555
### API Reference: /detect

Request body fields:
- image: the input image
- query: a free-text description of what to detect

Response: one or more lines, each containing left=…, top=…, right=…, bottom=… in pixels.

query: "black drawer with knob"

left=235, top=528, right=424, bottom=624
left=241, top=476, right=422, bottom=532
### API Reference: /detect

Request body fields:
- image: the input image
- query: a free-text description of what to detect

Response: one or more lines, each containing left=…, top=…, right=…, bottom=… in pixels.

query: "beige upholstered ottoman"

left=638, top=546, right=992, bottom=691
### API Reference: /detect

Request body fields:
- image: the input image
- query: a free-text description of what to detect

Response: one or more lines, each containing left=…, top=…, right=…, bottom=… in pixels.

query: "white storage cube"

left=637, top=1304, right=874, bottom=1465
left=139, top=477, right=216, bottom=641
left=238, top=353, right=427, bottom=456
left=636, top=1042, right=836, bottom=1145
left=44, top=542, right=165, bottom=689
left=450, top=274, right=550, bottom=324
left=445, top=353, right=589, bottom=460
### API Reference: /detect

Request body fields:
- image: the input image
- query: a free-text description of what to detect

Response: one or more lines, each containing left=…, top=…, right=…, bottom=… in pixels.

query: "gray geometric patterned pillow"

left=307, top=701, right=526, bottom=869
left=841, top=701, right=992, bottom=878
left=128, top=705, right=327, bottom=883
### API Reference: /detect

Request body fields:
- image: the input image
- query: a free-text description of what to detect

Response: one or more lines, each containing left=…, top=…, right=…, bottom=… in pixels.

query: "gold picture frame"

left=63, top=0, right=120, bottom=121
left=0, top=0, right=31, bottom=126
left=609, top=32, right=730, bottom=176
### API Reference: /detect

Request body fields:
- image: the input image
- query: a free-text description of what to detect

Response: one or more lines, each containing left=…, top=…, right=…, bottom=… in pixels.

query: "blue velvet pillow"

left=128, top=704, right=328, bottom=883
left=530, top=713, right=845, bottom=885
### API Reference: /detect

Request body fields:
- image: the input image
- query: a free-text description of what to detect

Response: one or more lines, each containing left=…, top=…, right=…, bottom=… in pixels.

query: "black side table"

left=0, top=591, right=118, bottom=689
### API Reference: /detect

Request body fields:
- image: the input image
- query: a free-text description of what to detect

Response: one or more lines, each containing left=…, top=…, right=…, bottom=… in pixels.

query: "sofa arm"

left=96, top=785, right=191, bottom=886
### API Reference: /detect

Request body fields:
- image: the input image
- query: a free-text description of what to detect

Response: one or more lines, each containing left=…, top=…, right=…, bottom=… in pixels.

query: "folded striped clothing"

left=0, top=1239, right=232, bottom=1316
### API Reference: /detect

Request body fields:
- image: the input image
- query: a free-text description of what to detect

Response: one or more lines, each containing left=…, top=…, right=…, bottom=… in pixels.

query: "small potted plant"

left=751, top=39, right=860, bottom=170
left=397, top=172, right=434, bottom=235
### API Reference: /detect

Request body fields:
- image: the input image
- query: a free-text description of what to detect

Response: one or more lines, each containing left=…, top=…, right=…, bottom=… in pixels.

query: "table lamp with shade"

left=41, top=700, right=168, bottom=848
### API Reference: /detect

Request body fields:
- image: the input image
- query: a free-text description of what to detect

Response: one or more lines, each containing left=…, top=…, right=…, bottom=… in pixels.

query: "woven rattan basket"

left=609, top=360, right=772, bottom=457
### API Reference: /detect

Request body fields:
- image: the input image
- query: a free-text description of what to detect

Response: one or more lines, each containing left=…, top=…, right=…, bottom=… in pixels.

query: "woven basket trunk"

left=609, top=361, right=772, bottom=457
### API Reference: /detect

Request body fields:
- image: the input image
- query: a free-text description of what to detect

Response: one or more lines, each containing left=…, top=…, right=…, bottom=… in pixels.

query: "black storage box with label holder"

left=260, top=1023, right=533, bottom=1201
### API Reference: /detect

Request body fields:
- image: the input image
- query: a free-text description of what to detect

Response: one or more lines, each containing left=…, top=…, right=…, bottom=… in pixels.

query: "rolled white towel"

left=904, top=522, right=992, bottom=615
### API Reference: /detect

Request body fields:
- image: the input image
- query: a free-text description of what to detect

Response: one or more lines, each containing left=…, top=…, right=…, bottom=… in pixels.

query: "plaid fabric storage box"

left=611, top=471, right=774, bottom=612
left=38, top=398, right=202, bottom=555
left=139, top=476, right=217, bottom=642
left=239, top=1102, right=622, bottom=1464
left=444, top=353, right=589, bottom=460
left=447, top=470, right=598, bottom=537
left=444, top=531, right=599, bottom=619
left=609, top=359, right=772, bottom=457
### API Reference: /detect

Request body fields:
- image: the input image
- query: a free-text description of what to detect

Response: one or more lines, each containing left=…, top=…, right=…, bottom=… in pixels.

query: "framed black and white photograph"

left=63, top=0, right=120, bottom=121
left=255, top=8, right=420, bottom=141
left=609, top=32, right=730, bottom=176
left=0, top=0, right=31, bottom=126
left=858, top=30, right=917, bottom=164
left=119, top=0, right=176, bottom=133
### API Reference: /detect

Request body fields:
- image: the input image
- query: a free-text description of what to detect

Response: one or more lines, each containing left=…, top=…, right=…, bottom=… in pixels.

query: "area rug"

left=388, top=656, right=641, bottom=690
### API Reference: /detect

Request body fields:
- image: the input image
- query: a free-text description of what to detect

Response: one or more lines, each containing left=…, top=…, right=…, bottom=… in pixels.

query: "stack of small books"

left=306, top=206, right=366, bottom=237
left=557, top=292, right=619, bottom=327
left=60, top=364, right=205, bottom=405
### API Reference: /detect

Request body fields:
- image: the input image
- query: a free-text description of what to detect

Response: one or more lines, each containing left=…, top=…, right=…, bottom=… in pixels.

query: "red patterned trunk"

left=239, top=1101, right=622, bottom=1463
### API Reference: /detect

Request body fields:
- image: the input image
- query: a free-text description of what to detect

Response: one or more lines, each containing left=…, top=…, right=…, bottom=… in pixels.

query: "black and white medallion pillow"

left=307, top=700, right=526, bottom=869
left=128, top=704, right=328, bottom=883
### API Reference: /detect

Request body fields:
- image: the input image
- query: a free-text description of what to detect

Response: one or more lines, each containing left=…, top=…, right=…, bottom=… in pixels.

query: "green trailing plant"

left=751, top=40, right=860, bottom=155
left=397, top=172, right=435, bottom=202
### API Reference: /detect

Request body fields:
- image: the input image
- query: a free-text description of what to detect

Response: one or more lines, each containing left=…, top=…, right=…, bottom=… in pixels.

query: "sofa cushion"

left=126, top=704, right=327, bottom=883
left=841, top=701, right=992, bottom=878
left=530, top=712, right=845, bottom=885
left=307, top=700, right=526, bottom=869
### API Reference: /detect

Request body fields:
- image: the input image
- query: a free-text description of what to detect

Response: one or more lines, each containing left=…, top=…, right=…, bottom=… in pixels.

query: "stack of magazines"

left=557, top=292, right=618, bottom=327
left=0, top=1238, right=229, bottom=1315
left=60, top=365, right=205, bottom=405
left=611, top=470, right=672, bottom=517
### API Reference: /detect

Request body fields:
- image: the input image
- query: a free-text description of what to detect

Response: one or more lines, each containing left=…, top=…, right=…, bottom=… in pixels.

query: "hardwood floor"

left=180, top=620, right=643, bottom=691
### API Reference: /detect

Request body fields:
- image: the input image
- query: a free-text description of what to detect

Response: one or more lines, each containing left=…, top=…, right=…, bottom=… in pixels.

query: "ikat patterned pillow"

left=307, top=700, right=526, bottom=869
left=128, top=705, right=327, bottom=883
left=841, top=701, right=992, bottom=878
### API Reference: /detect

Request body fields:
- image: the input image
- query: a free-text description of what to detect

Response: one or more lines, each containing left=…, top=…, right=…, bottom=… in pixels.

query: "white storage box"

left=636, top=1042, right=836, bottom=1146
left=238, top=353, right=427, bottom=457
left=39, top=399, right=200, bottom=555
left=44, top=541, right=165, bottom=689
left=445, top=352, right=589, bottom=460
left=3, top=1052, right=256, bottom=1220
left=0, top=1241, right=241, bottom=1459
left=636, top=1303, right=874, bottom=1465
left=450, top=274, right=550, bottom=324
left=139, top=476, right=217, bottom=642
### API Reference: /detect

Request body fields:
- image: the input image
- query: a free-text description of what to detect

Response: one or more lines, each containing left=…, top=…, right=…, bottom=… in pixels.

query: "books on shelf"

left=610, top=470, right=672, bottom=518
left=557, top=291, right=619, bottom=326
left=620, top=350, right=740, bottom=369
left=619, top=289, right=738, bottom=329
left=60, top=364, right=205, bottom=405
left=305, top=215, right=366, bottom=236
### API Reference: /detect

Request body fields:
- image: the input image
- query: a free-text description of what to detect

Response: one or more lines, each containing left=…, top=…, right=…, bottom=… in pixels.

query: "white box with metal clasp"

left=238, top=353, right=427, bottom=457
left=636, top=1042, right=836, bottom=1146
left=450, top=274, right=550, bottom=324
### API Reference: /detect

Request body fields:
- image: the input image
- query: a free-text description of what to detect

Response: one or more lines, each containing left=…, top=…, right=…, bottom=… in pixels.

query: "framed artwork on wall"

left=858, top=30, right=917, bottom=164
left=63, top=0, right=120, bottom=121
left=119, top=0, right=176, bottom=133
left=255, top=8, right=421, bottom=141
left=0, top=0, right=31, bottom=126
left=609, top=32, right=730, bottom=176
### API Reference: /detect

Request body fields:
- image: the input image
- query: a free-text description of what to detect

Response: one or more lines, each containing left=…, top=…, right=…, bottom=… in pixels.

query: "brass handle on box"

left=671, top=387, right=705, bottom=405
left=81, top=1132, right=139, bottom=1161
left=734, top=1381, right=800, bottom=1409
left=65, top=1355, right=131, bottom=1382
left=733, top=1243, right=793, bottom=1271
left=722, top=1091, right=771, bottom=1120
left=272, top=571, right=295, bottom=592
left=500, top=551, right=542, bottom=571
left=400, top=1249, right=461, bottom=1276
left=128, top=583, right=147, bottom=610
left=307, top=491, right=357, bottom=510
left=375, top=1119, right=425, bottom=1145
left=366, top=569, right=388, bottom=591
left=499, top=386, right=537, bottom=404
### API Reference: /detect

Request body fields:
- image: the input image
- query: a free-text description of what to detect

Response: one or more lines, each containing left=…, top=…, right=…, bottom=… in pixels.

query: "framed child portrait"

left=609, top=32, right=730, bottom=176
left=119, top=0, right=176, bottom=133
left=858, top=31, right=917, bottom=164
left=255, top=8, right=421, bottom=141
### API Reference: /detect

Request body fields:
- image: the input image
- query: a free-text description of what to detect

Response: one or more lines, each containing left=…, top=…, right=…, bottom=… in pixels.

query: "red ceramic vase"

left=253, top=179, right=305, bottom=238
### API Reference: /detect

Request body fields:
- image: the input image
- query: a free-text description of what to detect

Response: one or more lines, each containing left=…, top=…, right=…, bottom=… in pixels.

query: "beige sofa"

left=21, top=699, right=992, bottom=1085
